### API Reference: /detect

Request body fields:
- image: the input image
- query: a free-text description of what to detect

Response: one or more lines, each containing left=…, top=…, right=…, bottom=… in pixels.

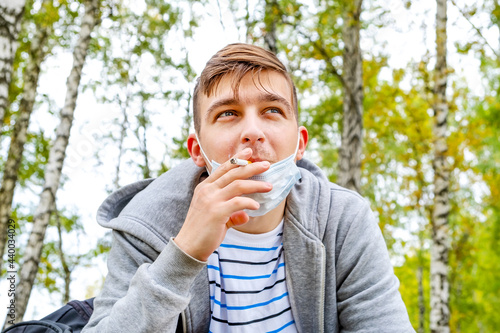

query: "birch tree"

left=5, top=0, right=101, bottom=325
left=430, top=0, right=451, bottom=331
left=0, top=0, right=25, bottom=134
left=337, top=0, right=364, bottom=193
left=0, top=0, right=52, bottom=269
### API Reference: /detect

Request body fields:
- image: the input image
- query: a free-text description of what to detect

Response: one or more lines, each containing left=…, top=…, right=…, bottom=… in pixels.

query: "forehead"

left=202, top=70, right=293, bottom=107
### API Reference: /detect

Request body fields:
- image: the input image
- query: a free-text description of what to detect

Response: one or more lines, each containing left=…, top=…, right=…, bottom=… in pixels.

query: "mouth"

left=239, top=147, right=272, bottom=163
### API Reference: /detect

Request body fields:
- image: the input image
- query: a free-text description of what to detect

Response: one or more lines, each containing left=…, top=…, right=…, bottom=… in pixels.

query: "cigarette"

left=230, top=158, right=251, bottom=166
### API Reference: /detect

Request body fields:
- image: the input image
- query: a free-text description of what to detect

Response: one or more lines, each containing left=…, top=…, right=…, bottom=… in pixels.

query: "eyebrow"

left=205, top=98, right=238, bottom=120
left=258, top=93, right=293, bottom=113
left=204, top=93, right=293, bottom=120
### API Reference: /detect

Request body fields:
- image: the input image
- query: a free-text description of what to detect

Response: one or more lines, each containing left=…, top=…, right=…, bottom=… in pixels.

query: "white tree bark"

left=430, top=0, right=451, bottom=332
left=0, top=0, right=25, bottom=133
left=338, top=0, right=364, bottom=193
left=5, top=0, right=101, bottom=326
left=0, top=0, right=51, bottom=269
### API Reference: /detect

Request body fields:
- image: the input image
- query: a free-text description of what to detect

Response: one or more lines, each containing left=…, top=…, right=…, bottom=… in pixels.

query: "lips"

left=240, top=147, right=273, bottom=163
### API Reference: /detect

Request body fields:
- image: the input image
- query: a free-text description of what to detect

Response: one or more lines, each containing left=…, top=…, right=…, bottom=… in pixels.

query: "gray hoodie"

left=82, top=158, right=415, bottom=332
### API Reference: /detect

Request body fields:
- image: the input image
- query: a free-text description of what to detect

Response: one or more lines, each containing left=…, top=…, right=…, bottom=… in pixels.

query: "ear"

left=296, top=126, right=309, bottom=161
left=187, top=133, right=207, bottom=167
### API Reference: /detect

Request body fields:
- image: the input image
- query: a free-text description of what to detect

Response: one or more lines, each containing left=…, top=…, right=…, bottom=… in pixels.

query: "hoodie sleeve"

left=334, top=200, right=415, bottom=333
left=82, top=230, right=206, bottom=333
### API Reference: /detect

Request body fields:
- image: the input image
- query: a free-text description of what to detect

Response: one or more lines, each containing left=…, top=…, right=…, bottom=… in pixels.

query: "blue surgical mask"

left=195, top=133, right=302, bottom=217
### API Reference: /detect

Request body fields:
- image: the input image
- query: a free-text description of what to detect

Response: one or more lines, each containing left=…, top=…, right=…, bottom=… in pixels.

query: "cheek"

left=275, top=133, right=298, bottom=157
left=210, top=137, right=238, bottom=161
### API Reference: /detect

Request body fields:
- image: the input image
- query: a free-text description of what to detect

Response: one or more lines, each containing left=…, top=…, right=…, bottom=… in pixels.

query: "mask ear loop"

left=293, top=130, right=301, bottom=158
left=194, top=132, right=213, bottom=169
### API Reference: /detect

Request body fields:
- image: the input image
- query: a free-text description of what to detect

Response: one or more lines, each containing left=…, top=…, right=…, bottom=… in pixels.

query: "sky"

left=1, top=0, right=498, bottom=326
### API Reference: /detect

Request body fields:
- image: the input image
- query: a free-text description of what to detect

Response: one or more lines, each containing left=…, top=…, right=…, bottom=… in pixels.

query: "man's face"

left=189, top=70, right=307, bottom=171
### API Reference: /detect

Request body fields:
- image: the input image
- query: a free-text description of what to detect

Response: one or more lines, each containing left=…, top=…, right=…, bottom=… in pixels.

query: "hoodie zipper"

left=319, top=243, right=326, bottom=333
left=181, top=311, right=187, bottom=333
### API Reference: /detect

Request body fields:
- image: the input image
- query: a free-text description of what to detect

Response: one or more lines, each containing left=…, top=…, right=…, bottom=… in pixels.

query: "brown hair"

left=192, top=43, right=298, bottom=133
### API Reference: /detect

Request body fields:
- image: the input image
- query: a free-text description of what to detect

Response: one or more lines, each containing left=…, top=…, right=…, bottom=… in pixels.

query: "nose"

left=240, top=114, right=265, bottom=145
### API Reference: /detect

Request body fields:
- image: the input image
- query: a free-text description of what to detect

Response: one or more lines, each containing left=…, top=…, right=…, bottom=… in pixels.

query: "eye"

left=218, top=110, right=236, bottom=118
left=265, top=108, right=282, bottom=114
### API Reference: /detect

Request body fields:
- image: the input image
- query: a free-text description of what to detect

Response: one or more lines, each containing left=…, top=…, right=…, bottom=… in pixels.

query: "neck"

left=233, top=200, right=286, bottom=234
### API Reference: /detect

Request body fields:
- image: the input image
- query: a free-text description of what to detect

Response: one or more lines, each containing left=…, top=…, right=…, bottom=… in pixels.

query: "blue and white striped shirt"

left=207, top=221, right=297, bottom=333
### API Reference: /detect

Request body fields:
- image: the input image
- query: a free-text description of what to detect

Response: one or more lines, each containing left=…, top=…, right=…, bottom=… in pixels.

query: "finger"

left=207, top=148, right=253, bottom=183
left=226, top=210, right=249, bottom=229
left=219, top=196, right=260, bottom=216
left=214, top=160, right=270, bottom=189
left=219, top=179, right=272, bottom=201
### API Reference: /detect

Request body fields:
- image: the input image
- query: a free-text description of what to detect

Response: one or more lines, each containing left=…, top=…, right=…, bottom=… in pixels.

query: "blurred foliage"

left=83, top=0, right=198, bottom=190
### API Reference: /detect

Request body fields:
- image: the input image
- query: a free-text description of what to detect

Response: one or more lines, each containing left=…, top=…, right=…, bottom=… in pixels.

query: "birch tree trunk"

left=338, top=0, right=363, bottom=193
left=0, top=0, right=25, bottom=133
left=0, top=0, right=51, bottom=269
left=430, top=0, right=451, bottom=332
left=5, top=0, right=101, bottom=326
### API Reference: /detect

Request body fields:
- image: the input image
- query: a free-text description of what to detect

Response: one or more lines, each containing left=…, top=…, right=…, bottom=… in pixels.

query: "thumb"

left=226, top=211, right=249, bottom=229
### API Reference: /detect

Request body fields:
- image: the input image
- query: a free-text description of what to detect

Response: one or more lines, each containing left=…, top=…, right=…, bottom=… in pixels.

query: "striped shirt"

left=207, top=221, right=297, bottom=333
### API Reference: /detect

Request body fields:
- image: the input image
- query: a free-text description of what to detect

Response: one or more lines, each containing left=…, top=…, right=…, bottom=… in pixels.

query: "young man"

left=83, top=43, right=414, bottom=332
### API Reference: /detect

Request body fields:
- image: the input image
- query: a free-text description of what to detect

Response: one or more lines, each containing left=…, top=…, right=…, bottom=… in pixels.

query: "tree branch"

left=450, top=0, right=500, bottom=58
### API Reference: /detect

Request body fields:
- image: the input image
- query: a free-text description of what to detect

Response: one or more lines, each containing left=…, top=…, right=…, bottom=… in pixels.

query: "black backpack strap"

left=2, top=320, right=71, bottom=333
left=2, top=298, right=95, bottom=333
left=66, top=299, right=93, bottom=322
